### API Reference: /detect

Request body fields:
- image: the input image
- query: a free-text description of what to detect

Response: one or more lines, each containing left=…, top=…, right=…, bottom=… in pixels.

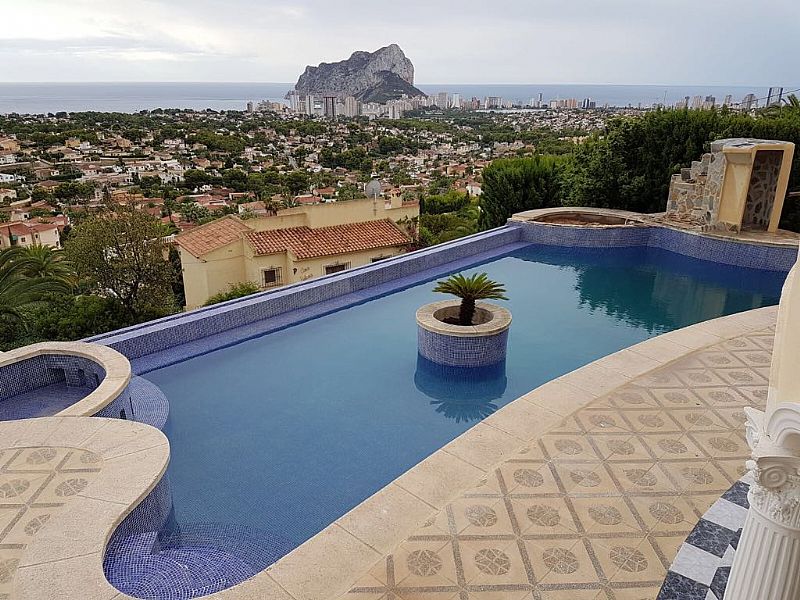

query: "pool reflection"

left=414, top=355, right=506, bottom=423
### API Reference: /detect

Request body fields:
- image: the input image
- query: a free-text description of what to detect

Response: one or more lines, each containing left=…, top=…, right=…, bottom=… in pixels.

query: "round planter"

left=416, top=300, right=511, bottom=368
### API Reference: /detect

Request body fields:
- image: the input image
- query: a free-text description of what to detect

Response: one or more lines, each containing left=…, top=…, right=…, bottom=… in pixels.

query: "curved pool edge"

left=4, top=307, right=776, bottom=600
left=259, top=305, right=779, bottom=600
left=4, top=416, right=169, bottom=600
left=0, top=341, right=132, bottom=419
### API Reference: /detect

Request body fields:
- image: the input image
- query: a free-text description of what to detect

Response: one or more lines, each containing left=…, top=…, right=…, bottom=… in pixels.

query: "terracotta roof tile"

left=175, top=216, right=251, bottom=257
left=246, top=219, right=410, bottom=260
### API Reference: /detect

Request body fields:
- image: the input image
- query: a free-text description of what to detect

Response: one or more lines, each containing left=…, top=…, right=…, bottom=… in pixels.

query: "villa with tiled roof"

left=175, top=197, right=418, bottom=308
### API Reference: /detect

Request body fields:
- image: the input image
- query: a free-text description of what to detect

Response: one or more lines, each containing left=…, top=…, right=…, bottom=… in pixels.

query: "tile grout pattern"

left=344, top=324, right=774, bottom=600
left=0, top=446, right=104, bottom=599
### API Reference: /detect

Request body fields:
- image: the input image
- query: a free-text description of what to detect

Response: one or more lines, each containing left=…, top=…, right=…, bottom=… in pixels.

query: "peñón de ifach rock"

left=294, top=44, right=425, bottom=103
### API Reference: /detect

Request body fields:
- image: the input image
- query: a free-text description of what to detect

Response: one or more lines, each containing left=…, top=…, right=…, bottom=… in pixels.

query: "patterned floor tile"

left=527, top=538, right=602, bottom=588
left=346, top=326, right=776, bottom=600
left=511, top=496, right=582, bottom=538
left=0, top=446, right=103, bottom=598
left=592, top=537, right=664, bottom=586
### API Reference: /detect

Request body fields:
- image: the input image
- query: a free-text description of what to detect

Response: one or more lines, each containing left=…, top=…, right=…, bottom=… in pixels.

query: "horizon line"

left=0, top=81, right=785, bottom=88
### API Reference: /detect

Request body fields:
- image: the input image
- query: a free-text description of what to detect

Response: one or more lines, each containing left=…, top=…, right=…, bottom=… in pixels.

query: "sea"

left=0, top=82, right=777, bottom=115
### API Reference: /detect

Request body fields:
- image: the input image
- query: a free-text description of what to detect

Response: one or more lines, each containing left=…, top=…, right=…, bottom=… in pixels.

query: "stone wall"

left=666, top=151, right=722, bottom=224
left=667, top=138, right=793, bottom=232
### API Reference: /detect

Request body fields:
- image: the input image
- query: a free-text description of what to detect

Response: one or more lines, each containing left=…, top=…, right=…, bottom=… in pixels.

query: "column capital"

left=745, top=405, right=800, bottom=529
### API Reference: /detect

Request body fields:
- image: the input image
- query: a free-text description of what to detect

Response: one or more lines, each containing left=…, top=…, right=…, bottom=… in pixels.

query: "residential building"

left=0, top=221, right=61, bottom=249
left=175, top=197, right=420, bottom=308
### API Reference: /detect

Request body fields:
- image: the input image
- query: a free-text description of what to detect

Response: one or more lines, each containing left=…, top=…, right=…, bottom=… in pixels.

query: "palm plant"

left=433, top=272, right=508, bottom=326
left=0, top=247, right=71, bottom=322
left=15, top=244, right=76, bottom=285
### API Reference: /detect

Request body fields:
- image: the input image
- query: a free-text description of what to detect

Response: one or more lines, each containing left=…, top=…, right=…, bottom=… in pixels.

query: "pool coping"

left=511, top=207, right=800, bottom=248
left=0, top=341, right=132, bottom=418
left=10, top=305, right=777, bottom=600
left=262, top=305, right=778, bottom=600
left=416, top=300, right=512, bottom=337
left=4, top=416, right=169, bottom=600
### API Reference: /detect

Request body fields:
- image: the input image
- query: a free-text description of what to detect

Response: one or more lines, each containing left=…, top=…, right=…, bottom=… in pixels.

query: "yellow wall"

left=180, top=198, right=418, bottom=309
left=718, top=142, right=795, bottom=232
left=181, top=240, right=247, bottom=309
left=249, top=197, right=418, bottom=232
left=717, top=153, right=753, bottom=230
left=246, top=246, right=406, bottom=287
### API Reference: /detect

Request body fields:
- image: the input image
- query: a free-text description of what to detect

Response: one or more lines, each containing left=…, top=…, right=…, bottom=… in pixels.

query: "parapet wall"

left=87, top=220, right=797, bottom=372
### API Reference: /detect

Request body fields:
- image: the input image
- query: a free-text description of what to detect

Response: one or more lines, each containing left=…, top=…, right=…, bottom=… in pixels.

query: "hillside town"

left=0, top=105, right=609, bottom=247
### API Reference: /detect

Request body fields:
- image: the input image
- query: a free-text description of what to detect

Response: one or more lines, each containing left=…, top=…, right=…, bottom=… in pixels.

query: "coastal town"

left=0, top=82, right=790, bottom=311
left=0, top=104, right=608, bottom=248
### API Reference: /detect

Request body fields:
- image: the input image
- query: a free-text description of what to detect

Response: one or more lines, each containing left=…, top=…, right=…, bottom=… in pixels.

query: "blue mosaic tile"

left=104, top=476, right=295, bottom=599
left=0, top=353, right=107, bottom=421
left=418, top=325, right=508, bottom=367
left=95, top=375, right=170, bottom=430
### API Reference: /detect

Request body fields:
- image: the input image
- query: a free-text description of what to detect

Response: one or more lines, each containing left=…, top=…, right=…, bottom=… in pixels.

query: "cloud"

left=1, top=0, right=798, bottom=85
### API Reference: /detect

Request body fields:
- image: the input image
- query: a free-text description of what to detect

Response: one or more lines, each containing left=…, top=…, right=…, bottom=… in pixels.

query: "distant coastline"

left=0, top=81, right=773, bottom=115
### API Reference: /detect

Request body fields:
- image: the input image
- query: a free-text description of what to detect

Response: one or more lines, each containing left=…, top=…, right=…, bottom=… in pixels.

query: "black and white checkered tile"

left=658, top=477, right=752, bottom=600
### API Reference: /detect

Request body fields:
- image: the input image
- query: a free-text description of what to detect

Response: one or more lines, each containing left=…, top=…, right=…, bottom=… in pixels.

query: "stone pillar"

left=726, top=248, right=800, bottom=600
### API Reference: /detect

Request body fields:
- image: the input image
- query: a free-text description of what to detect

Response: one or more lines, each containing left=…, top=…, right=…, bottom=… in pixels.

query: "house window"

left=262, top=267, right=282, bottom=288
left=324, top=262, right=350, bottom=275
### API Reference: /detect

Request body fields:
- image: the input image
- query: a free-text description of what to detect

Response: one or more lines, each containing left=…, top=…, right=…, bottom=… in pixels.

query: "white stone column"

left=726, top=248, right=800, bottom=600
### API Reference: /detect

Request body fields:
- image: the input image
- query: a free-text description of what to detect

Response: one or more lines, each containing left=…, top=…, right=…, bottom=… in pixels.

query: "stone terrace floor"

left=0, top=447, right=104, bottom=599
left=344, top=324, right=774, bottom=600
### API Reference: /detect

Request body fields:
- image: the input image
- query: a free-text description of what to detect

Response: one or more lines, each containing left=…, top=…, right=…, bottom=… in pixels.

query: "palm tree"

left=15, top=245, right=76, bottom=285
left=433, top=272, right=508, bottom=326
left=0, top=247, right=71, bottom=322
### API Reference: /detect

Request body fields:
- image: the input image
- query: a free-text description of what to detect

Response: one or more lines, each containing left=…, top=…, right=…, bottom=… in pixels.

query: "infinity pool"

left=124, top=243, right=785, bottom=594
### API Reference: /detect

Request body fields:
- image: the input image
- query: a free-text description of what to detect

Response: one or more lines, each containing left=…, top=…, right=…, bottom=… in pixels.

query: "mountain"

left=294, top=44, right=426, bottom=103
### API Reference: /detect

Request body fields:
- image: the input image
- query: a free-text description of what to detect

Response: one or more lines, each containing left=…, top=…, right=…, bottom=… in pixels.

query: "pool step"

left=104, top=523, right=296, bottom=599
left=105, top=532, right=258, bottom=598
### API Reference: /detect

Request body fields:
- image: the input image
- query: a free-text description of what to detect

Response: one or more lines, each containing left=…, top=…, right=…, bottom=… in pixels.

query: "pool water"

left=142, top=243, right=785, bottom=579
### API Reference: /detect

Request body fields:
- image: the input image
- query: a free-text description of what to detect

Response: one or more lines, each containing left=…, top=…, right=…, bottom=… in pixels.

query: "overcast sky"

left=2, top=0, right=798, bottom=85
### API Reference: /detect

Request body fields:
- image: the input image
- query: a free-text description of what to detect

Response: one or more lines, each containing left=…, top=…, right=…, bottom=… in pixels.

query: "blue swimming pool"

left=107, top=242, right=787, bottom=597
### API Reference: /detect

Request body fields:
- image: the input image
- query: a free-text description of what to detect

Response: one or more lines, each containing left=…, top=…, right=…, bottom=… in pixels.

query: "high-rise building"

left=741, top=93, right=758, bottom=110
left=287, top=91, right=302, bottom=113
left=722, top=95, right=733, bottom=107
left=323, top=95, right=337, bottom=118
left=246, top=101, right=254, bottom=113
left=767, top=87, right=784, bottom=107
left=343, top=96, right=359, bottom=118
left=304, top=95, right=315, bottom=116
left=691, top=95, right=703, bottom=109
left=436, top=92, right=449, bottom=109
left=703, top=95, right=716, bottom=109
left=451, top=93, right=461, bottom=109
left=485, top=96, right=502, bottom=109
